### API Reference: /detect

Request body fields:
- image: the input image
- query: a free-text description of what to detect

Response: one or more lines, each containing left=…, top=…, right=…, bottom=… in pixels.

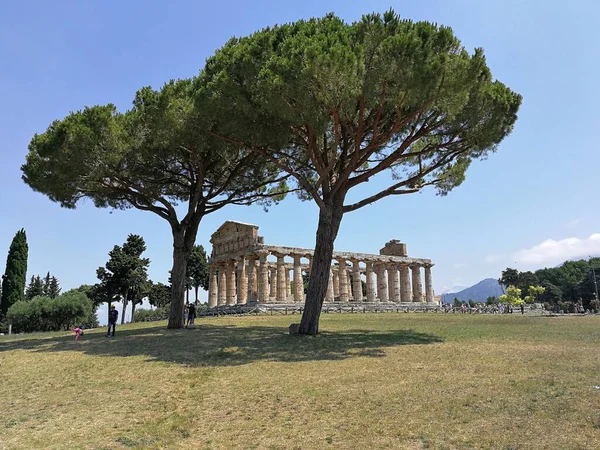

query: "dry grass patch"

left=1, top=314, right=599, bottom=449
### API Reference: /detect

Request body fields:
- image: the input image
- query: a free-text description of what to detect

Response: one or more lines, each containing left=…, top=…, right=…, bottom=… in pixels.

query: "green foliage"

left=25, top=275, right=44, bottom=300
left=1, top=229, right=29, bottom=317
left=187, top=245, right=209, bottom=301
left=538, top=281, right=562, bottom=305
left=133, top=307, right=170, bottom=322
left=95, top=234, right=150, bottom=319
left=6, top=291, right=93, bottom=333
left=502, top=258, right=600, bottom=308
left=22, top=75, right=290, bottom=329
left=47, top=276, right=61, bottom=298
left=148, top=282, right=171, bottom=308
left=199, top=9, right=521, bottom=207
left=499, top=285, right=523, bottom=306
left=524, top=285, right=545, bottom=304
left=452, top=298, right=463, bottom=308
left=486, top=296, right=499, bottom=306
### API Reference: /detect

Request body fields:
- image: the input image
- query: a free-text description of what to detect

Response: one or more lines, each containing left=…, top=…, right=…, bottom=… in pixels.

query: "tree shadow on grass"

left=0, top=323, right=443, bottom=367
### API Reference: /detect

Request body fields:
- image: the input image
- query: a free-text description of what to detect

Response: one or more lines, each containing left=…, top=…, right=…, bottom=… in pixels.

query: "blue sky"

left=1, top=0, right=599, bottom=320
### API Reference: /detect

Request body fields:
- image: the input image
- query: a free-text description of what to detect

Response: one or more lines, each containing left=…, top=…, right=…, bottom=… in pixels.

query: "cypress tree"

left=1, top=229, right=29, bottom=316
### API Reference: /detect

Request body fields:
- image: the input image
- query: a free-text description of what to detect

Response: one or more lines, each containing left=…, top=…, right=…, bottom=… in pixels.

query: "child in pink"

left=72, top=327, right=83, bottom=341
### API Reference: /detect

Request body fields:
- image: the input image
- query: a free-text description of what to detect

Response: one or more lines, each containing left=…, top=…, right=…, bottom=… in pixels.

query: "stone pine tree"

left=1, top=229, right=29, bottom=317
left=187, top=244, right=209, bottom=302
left=199, top=10, right=522, bottom=334
left=22, top=79, right=291, bottom=328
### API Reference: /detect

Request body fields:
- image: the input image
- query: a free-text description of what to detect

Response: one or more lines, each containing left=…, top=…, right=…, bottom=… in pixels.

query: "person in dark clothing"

left=520, top=304, right=525, bottom=315
left=107, top=305, right=118, bottom=337
left=187, top=302, right=196, bottom=326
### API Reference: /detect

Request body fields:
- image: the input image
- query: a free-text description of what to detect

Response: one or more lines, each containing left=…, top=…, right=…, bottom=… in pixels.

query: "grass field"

left=1, top=313, right=599, bottom=449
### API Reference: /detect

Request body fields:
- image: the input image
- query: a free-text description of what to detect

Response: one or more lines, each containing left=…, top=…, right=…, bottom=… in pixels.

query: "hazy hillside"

left=441, top=278, right=504, bottom=303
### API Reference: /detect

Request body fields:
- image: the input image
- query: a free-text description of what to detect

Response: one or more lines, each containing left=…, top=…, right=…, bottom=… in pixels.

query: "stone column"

left=208, top=266, right=218, bottom=307
left=425, top=265, right=434, bottom=303
left=276, top=254, right=286, bottom=303
left=352, top=260, right=362, bottom=302
left=411, top=265, right=423, bottom=302
left=218, top=264, right=227, bottom=306
left=325, top=269, right=334, bottom=301
left=400, top=264, right=412, bottom=303
left=366, top=261, right=376, bottom=302
left=337, top=259, right=349, bottom=302
left=226, top=260, right=237, bottom=305
left=377, top=263, right=389, bottom=302
left=236, top=256, right=247, bottom=305
left=269, top=267, right=277, bottom=301
left=293, top=255, right=303, bottom=302
left=387, top=265, right=395, bottom=302
left=332, top=268, right=340, bottom=300
left=247, top=255, right=257, bottom=302
left=390, top=264, right=401, bottom=302
left=257, top=253, right=269, bottom=303
left=286, top=268, right=292, bottom=301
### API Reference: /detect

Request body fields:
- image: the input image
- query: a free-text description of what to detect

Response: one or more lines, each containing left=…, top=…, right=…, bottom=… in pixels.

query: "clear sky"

left=1, top=0, right=599, bottom=320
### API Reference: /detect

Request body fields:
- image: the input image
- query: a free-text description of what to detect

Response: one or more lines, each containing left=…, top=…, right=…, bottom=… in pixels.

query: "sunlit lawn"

left=1, top=313, right=599, bottom=449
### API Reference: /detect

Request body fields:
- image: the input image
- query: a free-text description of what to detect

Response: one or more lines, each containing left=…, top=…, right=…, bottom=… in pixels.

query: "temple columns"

left=425, top=265, right=434, bottom=303
left=237, top=256, right=247, bottom=305
left=218, top=264, right=227, bottom=306
left=411, top=265, right=423, bottom=302
left=269, top=267, right=277, bottom=301
left=258, top=253, right=269, bottom=303
left=391, top=264, right=401, bottom=302
left=366, top=261, right=376, bottom=302
left=226, top=260, right=237, bottom=305
left=276, top=254, right=286, bottom=303
left=333, top=269, right=340, bottom=300
left=377, top=263, right=389, bottom=302
left=293, top=255, right=303, bottom=302
left=352, top=260, right=362, bottom=302
left=400, top=264, right=411, bottom=303
left=208, top=266, right=218, bottom=307
left=387, top=266, right=395, bottom=302
left=326, top=269, right=334, bottom=301
left=337, top=259, right=349, bottom=301
left=286, top=269, right=292, bottom=301
left=247, top=255, right=257, bottom=302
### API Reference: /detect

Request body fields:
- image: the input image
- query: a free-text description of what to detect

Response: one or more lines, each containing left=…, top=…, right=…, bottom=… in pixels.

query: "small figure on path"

left=107, top=305, right=118, bottom=337
left=520, top=304, right=525, bottom=315
left=187, top=302, right=196, bottom=326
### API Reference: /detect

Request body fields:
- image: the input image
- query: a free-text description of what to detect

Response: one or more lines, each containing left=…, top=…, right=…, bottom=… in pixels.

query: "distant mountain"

left=441, top=278, right=504, bottom=303
left=441, top=284, right=468, bottom=295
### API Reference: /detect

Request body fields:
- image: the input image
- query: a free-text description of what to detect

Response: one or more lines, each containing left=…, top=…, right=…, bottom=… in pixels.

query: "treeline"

left=500, top=257, right=600, bottom=311
left=1, top=227, right=208, bottom=334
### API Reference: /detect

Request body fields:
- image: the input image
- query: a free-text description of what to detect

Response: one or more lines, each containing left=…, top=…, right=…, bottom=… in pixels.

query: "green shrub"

left=133, top=307, right=169, bottom=322
left=6, top=292, right=92, bottom=333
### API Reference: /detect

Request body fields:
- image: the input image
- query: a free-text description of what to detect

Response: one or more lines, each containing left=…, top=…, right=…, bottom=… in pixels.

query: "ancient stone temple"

left=207, top=221, right=436, bottom=307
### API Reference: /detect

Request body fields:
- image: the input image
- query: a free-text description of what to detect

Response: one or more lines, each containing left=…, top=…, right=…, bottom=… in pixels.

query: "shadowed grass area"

left=1, top=314, right=599, bottom=449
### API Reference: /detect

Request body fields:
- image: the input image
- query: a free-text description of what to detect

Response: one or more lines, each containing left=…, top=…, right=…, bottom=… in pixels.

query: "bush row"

left=6, top=292, right=95, bottom=333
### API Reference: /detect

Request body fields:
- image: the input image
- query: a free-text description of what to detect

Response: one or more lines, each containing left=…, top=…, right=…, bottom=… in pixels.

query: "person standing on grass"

left=187, top=301, right=196, bottom=326
left=107, top=305, right=118, bottom=337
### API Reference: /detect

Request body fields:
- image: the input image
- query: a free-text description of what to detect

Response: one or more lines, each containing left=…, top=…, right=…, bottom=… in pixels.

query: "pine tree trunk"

left=194, top=286, right=199, bottom=303
left=186, top=288, right=189, bottom=303
left=121, top=287, right=129, bottom=325
left=298, top=203, right=344, bottom=335
left=131, top=301, right=136, bottom=322
left=168, top=229, right=191, bottom=329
